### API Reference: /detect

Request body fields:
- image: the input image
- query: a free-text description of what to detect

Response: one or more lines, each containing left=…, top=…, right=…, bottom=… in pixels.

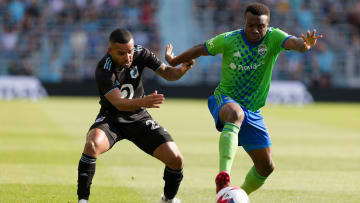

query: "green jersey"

left=205, top=27, right=290, bottom=112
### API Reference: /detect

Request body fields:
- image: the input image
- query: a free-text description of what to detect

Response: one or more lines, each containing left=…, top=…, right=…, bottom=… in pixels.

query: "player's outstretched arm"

left=155, top=61, right=194, bottom=81
left=283, top=29, right=323, bottom=53
left=105, top=89, right=164, bottom=111
left=165, top=43, right=208, bottom=66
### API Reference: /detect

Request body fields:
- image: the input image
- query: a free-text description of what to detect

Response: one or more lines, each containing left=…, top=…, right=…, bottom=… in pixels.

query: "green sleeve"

left=205, top=32, right=227, bottom=56
left=270, top=28, right=291, bottom=53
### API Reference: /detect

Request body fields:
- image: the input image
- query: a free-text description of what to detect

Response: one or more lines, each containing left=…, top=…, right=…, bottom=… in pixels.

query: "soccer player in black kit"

left=77, top=29, right=193, bottom=203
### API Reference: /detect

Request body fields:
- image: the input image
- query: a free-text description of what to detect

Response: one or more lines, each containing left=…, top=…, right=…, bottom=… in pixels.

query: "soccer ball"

left=215, top=186, right=250, bottom=203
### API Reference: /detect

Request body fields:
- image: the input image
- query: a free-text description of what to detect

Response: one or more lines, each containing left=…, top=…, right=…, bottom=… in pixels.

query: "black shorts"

left=89, top=114, right=173, bottom=155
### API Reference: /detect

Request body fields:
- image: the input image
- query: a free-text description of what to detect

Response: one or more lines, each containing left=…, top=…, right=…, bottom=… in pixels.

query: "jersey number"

left=120, top=84, right=134, bottom=99
left=146, top=119, right=160, bottom=130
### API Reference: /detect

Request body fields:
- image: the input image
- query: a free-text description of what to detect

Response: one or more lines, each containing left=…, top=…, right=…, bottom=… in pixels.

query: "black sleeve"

left=95, top=62, right=117, bottom=97
left=136, top=45, right=163, bottom=71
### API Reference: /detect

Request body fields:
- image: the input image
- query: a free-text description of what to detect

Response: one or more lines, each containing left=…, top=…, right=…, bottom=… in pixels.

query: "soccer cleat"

left=160, top=194, right=181, bottom=203
left=78, top=199, right=89, bottom=203
left=215, top=171, right=231, bottom=194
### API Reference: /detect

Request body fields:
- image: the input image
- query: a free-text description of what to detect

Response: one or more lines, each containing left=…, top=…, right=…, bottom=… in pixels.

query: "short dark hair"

left=245, top=2, right=270, bottom=18
left=109, top=28, right=133, bottom=43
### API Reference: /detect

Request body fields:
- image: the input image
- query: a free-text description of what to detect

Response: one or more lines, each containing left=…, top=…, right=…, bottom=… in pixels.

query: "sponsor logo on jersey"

left=229, top=62, right=264, bottom=71
left=130, top=66, right=139, bottom=79
left=239, top=62, right=264, bottom=71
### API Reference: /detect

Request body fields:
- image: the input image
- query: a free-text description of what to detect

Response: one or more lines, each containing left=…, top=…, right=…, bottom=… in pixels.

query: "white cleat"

left=160, top=194, right=181, bottom=203
left=78, top=199, right=89, bottom=203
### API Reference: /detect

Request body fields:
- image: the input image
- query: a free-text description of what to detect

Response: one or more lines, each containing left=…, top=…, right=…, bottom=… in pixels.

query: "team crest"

left=130, top=66, right=139, bottom=79
left=258, top=44, right=267, bottom=56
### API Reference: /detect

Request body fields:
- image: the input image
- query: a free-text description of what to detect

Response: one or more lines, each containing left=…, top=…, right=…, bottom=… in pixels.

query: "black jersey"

left=94, top=45, right=163, bottom=123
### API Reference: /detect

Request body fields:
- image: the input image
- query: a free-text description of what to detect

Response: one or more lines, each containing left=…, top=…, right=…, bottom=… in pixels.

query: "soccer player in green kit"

left=165, top=2, right=323, bottom=196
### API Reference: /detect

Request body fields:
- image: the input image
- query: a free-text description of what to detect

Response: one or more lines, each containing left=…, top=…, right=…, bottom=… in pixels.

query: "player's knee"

left=168, top=153, right=184, bottom=170
left=174, top=154, right=184, bottom=169
left=255, top=160, right=275, bottom=177
left=263, top=162, right=275, bottom=177
left=84, top=139, right=98, bottom=157
left=226, top=109, right=244, bottom=125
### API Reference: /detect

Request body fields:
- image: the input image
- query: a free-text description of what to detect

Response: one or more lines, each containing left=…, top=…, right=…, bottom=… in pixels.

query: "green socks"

left=219, top=123, right=267, bottom=195
left=241, top=166, right=267, bottom=194
left=219, top=122, right=240, bottom=173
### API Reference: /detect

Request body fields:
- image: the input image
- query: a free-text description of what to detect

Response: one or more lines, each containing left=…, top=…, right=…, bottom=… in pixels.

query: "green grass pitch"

left=0, top=97, right=359, bottom=203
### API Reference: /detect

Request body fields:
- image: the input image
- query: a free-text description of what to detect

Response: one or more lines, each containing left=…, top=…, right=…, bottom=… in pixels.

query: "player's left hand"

left=165, top=44, right=175, bottom=64
left=301, top=29, right=323, bottom=50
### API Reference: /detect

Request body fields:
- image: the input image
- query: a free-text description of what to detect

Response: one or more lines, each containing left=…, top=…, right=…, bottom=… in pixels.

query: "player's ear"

left=108, top=41, right=114, bottom=53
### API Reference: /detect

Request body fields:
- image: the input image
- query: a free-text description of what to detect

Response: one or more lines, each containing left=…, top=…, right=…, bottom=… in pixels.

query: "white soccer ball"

left=215, top=186, right=250, bottom=203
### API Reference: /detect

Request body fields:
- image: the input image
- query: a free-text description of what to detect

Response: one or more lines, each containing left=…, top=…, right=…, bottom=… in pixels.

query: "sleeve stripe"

left=104, top=87, right=117, bottom=96
left=104, top=57, right=112, bottom=70
left=281, top=35, right=293, bottom=48
left=204, top=42, right=214, bottom=56
left=104, top=58, right=109, bottom=70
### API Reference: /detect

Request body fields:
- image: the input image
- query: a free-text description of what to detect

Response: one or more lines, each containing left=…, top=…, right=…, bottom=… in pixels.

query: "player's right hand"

left=143, top=90, right=164, bottom=108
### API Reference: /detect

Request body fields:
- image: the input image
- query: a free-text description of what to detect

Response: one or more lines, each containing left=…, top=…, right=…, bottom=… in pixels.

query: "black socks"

left=77, top=155, right=183, bottom=200
left=163, top=166, right=183, bottom=200
left=77, top=153, right=96, bottom=200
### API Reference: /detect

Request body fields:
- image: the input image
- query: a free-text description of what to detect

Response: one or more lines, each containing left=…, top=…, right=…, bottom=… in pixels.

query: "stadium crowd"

left=0, top=0, right=359, bottom=88
left=193, top=0, right=360, bottom=88
left=0, top=0, right=160, bottom=82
